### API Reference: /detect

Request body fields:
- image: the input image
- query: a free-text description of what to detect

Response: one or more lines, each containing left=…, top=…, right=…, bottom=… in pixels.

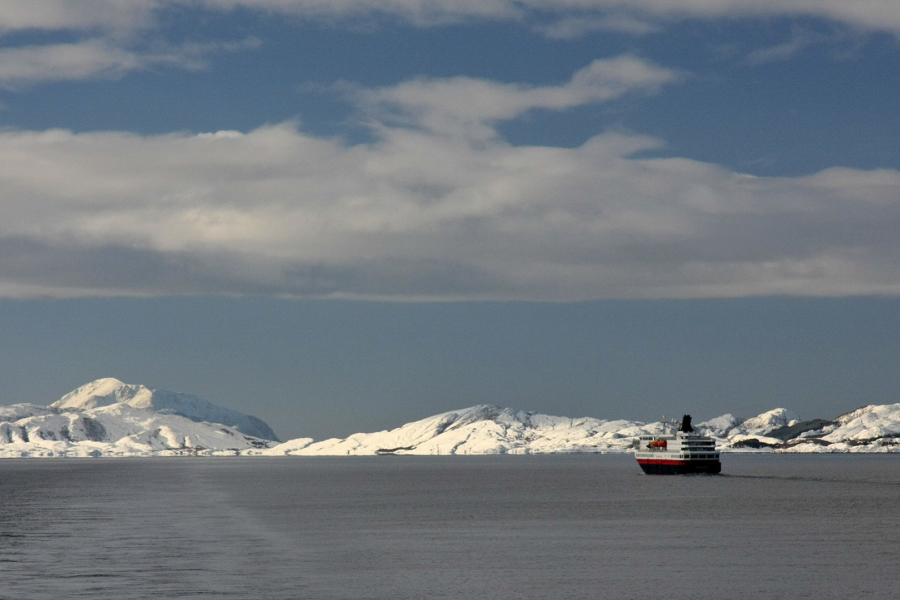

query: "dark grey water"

left=1, top=455, right=899, bottom=599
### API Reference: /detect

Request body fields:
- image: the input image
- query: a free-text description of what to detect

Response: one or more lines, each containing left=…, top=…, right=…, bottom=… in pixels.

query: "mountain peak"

left=51, top=378, right=279, bottom=441
left=52, top=378, right=136, bottom=410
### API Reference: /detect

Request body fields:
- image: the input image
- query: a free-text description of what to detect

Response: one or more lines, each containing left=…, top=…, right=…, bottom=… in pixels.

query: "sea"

left=1, top=454, right=898, bottom=600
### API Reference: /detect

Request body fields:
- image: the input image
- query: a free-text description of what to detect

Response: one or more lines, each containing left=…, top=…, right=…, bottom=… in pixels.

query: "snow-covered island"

left=1, top=378, right=899, bottom=458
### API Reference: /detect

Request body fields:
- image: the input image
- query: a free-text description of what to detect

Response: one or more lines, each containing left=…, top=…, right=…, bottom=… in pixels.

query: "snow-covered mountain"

left=0, top=379, right=278, bottom=458
left=52, top=378, right=278, bottom=441
left=777, top=404, right=900, bottom=452
left=249, top=404, right=900, bottom=456
left=693, top=408, right=803, bottom=448
left=3, top=378, right=900, bottom=457
left=250, top=405, right=664, bottom=456
left=724, top=408, right=800, bottom=436
left=0, top=404, right=272, bottom=457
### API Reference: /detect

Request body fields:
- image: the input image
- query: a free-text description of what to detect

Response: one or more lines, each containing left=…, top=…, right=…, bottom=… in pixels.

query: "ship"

left=634, top=414, right=721, bottom=474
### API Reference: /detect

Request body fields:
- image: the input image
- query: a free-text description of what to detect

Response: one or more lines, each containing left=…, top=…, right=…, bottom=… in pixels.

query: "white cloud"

left=1, top=62, right=898, bottom=301
left=0, top=2, right=254, bottom=86
left=0, top=37, right=260, bottom=87
left=0, top=1, right=157, bottom=35
left=744, top=28, right=830, bottom=65
left=0, top=40, right=142, bottom=86
left=534, top=15, right=663, bottom=39
left=357, top=56, right=680, bottom=139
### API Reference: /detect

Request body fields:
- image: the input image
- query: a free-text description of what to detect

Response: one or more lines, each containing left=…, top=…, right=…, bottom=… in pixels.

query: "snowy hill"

left=250, top=404, right=900, bottom=456
left=3, top=379, right=900, bottom=457
left=695, top=414, right=742, bottom=437
left=52, top=378, right=278, bottom=441
left=693, top=408, right=803, bottom=448
left=0, top=404, right=273, bottom=458
left=725, top=408, right=800, bottom=436
left=777, top=403, right=900, bottom=452
left=1, top=404, right=272, bottom=457
left=250, top=405, right=663, bottom=456
left=0, top=379, right=278, bottom=458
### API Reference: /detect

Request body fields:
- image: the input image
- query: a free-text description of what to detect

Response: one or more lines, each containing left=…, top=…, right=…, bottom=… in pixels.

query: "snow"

left=822, top=404, right=900, bottom=442
left=247, top=406, right=661, bottom=456
left=3, top=379, right=900, bottom=457
left=250, top=404, right=899, bottom=456
left=0, top=403, right=54, bottom=422
left=724, top=408, right=800, bottom=436
left=0, top=402, right=271, bottom=458
left=0, top=379, right=277, bottom=457
left=51, top=378, right=278, bottom=441
left=695, top=414, right=742, bottom=437
left=725, top=433, right=784, bottom=447
left=53, top=378, right=131, bottom=409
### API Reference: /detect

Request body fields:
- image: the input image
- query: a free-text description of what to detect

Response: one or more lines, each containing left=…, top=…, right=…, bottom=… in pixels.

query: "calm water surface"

left=1, top=454, right=898, bottom=599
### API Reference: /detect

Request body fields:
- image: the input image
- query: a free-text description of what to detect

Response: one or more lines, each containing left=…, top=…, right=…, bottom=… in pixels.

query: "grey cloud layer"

left=4, top=1, right=900, bottom=34
left=190, top=0, right=900, bottom=32
left=1, top=59, right=898, bottom=300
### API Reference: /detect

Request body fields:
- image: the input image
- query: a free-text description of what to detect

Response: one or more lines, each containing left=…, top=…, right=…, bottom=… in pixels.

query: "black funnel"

left=680, top=414, right=693, bottom=432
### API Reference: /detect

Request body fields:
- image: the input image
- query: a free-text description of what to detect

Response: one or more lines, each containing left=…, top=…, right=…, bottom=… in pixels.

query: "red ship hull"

left=637, top=458, right=721, bottom=475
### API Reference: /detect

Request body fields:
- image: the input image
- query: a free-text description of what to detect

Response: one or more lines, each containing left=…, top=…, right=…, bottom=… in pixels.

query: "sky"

left=0, top=1, right=899, bottom=441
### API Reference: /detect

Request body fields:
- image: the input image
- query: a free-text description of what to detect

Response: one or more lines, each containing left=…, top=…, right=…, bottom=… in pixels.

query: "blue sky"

left=0, top=1, right=898, bottom=440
